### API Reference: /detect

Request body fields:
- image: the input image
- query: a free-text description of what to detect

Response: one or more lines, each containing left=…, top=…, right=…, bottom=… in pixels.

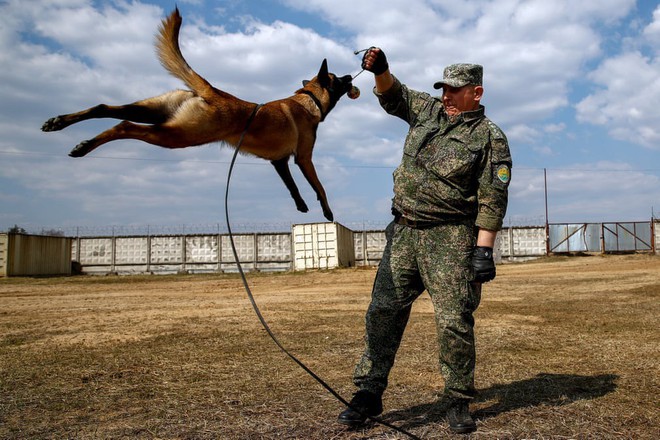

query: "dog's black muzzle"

left=331, top=74, right=354, bottom=98
left=322, top=74, right=355, bottom=115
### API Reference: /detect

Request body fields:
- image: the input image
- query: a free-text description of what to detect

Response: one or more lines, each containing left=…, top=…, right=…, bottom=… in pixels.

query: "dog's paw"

left=69, top=141, right=92, bottom=157
left=295, top=200, right=309, bottom=213
left=41, top=116, right=66, bottom=132
left=323, top=209, right=334, bottom=222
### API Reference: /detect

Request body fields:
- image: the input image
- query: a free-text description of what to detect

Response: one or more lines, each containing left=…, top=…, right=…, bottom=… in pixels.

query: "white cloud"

left=283, top=0, right=634, bottom=128
left=543, top=162, right=660, bottom=221
left=1, top=0, right=659, bottom=230
left=508, top=162, right=660, bottom=223
left=643, top=4, right=660, bottom=47
left=507, top=124, right=541, bottom=144
left=576, top=51, right=660, bottom=149
left=544, top=123, right=566, bottom=134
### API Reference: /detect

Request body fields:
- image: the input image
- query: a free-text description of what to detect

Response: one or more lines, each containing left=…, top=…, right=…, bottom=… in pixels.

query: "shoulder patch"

left=496, top=164, right=511, bottom=184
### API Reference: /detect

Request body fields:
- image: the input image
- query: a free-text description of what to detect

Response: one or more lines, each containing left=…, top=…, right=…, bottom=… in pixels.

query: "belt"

left=393, top=214, right=441, bottom=229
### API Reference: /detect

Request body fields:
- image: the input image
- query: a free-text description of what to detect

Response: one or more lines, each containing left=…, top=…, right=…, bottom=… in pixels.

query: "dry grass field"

left=1, top=253, right=658, bottom=439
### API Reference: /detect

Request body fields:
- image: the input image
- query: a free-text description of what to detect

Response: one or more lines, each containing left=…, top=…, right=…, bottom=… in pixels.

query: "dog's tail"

left=156, top=8, right=218, bottom=101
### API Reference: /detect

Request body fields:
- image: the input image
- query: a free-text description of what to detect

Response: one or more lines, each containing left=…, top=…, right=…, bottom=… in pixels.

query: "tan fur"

left=42, top=8, right=355, bottom=221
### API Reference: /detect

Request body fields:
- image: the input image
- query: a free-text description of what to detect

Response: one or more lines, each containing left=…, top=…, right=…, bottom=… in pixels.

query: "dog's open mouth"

left=334, top=74, right=359, bottom=100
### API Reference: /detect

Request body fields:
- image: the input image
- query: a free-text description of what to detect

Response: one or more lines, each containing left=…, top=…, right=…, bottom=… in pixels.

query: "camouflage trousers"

left=353, top=220, right=481, bottom=400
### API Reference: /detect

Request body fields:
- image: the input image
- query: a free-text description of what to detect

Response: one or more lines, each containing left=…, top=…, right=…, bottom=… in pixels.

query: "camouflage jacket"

left=375, top=76, right=512, bottom=231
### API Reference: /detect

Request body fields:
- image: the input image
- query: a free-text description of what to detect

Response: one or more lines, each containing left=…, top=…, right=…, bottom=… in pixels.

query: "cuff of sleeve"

left=476, top=213, right=503, bottom=231
left=372, top=75, right=402, bottom=98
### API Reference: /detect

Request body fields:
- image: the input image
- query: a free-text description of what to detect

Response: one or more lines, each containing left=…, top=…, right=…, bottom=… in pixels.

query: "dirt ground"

left=1, top=253, right=659, bottom=439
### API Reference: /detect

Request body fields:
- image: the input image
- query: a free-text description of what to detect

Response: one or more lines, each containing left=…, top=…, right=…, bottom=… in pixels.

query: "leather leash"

left=224, top=103, right=422, bottom=440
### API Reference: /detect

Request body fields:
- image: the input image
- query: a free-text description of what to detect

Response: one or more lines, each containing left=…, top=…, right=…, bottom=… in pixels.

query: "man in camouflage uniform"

left=337, top=48, right=512, bottom=434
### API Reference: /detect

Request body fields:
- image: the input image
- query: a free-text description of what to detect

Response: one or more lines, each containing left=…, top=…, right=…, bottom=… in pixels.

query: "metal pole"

left=544, top=168, right=550, bottom=255
left=651, top=216, right=656, bottom=254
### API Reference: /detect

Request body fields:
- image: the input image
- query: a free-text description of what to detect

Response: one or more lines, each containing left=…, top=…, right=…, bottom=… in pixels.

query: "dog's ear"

left=302, top=80, right=310, bottom=86
left=317, top=59, right=330, bottom=88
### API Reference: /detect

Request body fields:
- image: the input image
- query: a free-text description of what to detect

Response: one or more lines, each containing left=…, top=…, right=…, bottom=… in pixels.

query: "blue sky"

left=1, top=0, right=659, bottom=233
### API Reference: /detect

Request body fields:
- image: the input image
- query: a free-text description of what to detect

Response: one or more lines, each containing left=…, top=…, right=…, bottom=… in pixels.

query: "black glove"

left=472, top=246, right=496, bottom=283
left=362, top=47, right=389, bottom=75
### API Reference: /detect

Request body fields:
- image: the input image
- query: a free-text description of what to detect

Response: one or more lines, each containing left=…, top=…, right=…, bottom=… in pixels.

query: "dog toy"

left=348, top=86, right=360, bottom=99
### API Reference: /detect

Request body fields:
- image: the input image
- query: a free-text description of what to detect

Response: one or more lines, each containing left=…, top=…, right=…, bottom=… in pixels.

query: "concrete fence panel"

left=13, top=220, right=654, bottom=276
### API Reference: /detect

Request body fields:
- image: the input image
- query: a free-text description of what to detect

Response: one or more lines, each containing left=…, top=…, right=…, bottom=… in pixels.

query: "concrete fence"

left=3, top=220, right=658, bottom=276
left=69, top=220, right=658, bottom=275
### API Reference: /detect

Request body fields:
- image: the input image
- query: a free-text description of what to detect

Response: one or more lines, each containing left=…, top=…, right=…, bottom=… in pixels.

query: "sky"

left=1, top=0, right=659, bottom=234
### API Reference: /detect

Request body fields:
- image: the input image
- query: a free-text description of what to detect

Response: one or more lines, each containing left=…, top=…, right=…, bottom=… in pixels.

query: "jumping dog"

left=42, top=8, right=358, bottom=221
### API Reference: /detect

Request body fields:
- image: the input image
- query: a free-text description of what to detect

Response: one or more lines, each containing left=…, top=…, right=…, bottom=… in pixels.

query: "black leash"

left=223, top=103, right=422, bottom=440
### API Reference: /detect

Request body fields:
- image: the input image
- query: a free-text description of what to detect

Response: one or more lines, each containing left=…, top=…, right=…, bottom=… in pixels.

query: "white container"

left=292, top=222, right=355, bottom=270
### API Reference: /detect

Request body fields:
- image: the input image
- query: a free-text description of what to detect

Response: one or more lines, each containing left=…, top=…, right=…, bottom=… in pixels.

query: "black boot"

left=447, top=399, right=476, bottom=434
left=337, top=390, right=383, bottom=427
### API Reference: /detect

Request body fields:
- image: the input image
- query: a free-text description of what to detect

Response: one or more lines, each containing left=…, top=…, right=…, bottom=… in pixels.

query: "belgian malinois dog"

left=42, top=8, right=358, bottom=221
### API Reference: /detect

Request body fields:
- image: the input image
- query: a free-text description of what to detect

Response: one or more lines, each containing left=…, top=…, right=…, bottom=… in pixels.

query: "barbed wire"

left=4, top=216, right=546, bottom=237
left=5, top=222, right=291, bottom=237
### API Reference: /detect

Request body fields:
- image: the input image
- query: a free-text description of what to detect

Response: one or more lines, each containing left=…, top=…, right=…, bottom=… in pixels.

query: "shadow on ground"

left=378, top=372, right=618, bottom=430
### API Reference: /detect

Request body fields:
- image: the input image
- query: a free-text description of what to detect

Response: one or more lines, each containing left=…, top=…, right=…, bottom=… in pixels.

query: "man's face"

left=442, top=85, right=483, bottom=116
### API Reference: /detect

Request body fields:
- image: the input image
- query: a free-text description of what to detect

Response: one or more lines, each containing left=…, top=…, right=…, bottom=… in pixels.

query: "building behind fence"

left=1, top=220, right=658, bottom=276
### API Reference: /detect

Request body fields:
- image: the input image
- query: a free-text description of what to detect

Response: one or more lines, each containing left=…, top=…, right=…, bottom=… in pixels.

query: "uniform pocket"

left=404, top=121, right=439, bottom=158
left=466, top=281, right=482, bottom=312
left=427, top=137, right=481, bottom=184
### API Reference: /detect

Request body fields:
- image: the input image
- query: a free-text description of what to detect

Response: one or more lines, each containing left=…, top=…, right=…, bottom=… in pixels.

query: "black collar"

left=299, top=90, right=326, bottom=121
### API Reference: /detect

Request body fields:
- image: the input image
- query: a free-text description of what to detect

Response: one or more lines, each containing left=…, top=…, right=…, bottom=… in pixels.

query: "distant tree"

left=40, top=228, right=65, bottom=237
left=8, top=224, right=27, bottom=234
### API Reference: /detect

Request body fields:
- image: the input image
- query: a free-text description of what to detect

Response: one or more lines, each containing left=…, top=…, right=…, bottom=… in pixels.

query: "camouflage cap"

left=433, top=63, right=483, bottom=89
